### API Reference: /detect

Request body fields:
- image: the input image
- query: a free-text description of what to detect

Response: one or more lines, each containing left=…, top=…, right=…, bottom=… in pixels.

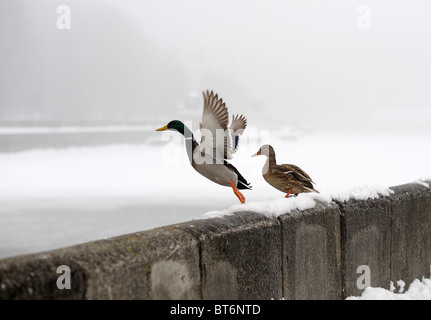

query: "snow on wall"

left=199, top=185, right=394, bottom=219
left=347, top=278, right=431, bottom=300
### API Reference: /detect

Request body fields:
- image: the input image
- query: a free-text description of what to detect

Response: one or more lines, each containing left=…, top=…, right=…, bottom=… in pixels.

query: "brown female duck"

left=252, top=144, right=319, bottom=197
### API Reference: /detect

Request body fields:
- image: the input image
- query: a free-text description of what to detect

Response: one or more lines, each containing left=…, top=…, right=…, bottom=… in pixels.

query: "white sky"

left=112, top=0, right=431, bottom=113
left=1, top=0, right=430, bottom=129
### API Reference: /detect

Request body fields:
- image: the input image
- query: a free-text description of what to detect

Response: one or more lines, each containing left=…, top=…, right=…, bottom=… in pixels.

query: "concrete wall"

left=0, top=181, right=430, bottom=300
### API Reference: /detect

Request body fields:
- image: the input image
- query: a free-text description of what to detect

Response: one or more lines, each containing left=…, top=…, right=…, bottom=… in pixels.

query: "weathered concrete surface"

left=0, top=228, right=200, bottom=300
left=279, top=201, right=342, bottom=300
left=389, top=182, right=431, bottom=286
left=0, top=251, right=86, bottom=299
left=1, top=181, right=431, bottom=300
left=174, top=212, right=282, bottom=300
left=338, top=196, right=392, bottom=298
left=338, top=181, right=431, bottom=298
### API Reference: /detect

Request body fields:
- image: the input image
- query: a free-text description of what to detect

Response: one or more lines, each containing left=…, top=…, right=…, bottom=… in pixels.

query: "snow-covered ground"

left=0, top=125, right=430, bottom=260
left=347, top=277, right=431, bottom=300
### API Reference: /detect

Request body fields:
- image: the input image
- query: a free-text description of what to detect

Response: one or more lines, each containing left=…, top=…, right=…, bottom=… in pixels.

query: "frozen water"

left=0, top=126, right=430, bottom=259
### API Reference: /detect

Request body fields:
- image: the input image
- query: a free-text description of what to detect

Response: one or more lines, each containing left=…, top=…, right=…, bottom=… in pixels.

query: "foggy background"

left=1, top=0, right=430, bottom=131
left=1, top=0, right=431, bottom=259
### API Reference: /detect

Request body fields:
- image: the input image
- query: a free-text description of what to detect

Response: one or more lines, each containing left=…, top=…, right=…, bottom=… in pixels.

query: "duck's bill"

left=251, top=151, right=261, bottom=157
left=155, top=125, right=168, bottom=131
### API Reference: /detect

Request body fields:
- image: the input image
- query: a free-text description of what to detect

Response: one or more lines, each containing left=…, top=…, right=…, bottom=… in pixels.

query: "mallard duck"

left=252, top=144, right=318, bottom=197
left=156, top=90, right=252, bottom=203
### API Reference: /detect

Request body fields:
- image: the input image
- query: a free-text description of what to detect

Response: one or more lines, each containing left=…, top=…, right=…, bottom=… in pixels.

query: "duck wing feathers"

left=229, top=114, right=247, bottom=153
left=199, top=90, right=246, bottom=162
left=272, top=164, right=315, bottom=186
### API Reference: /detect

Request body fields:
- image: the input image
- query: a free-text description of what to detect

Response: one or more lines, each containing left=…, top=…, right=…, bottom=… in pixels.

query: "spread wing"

left=199, top=90, right=231, bottom=162
left=229, top=114, right=247, bottom=153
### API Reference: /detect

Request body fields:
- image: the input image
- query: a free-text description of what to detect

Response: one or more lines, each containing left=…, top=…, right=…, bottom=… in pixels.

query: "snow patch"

left=328, top=185, right=394, bottom=202
left=346, top=278, right=431, bottom=300
left=228, top=192, right=332, bottom=218
left=198, top=209, right=233, bottom=219
left=413, top=179, right=430, bottom=189
left=199, top=185, right=394, bottom=219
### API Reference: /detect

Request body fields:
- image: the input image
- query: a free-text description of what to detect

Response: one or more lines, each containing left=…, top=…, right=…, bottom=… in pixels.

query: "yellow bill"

left=155, top=125, right=168, bottom=131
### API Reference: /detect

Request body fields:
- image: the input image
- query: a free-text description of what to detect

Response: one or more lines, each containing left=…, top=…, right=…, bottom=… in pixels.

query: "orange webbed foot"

left=284, top=189, right=292, bottom=198
left=229, top=181, right=246, bottom=204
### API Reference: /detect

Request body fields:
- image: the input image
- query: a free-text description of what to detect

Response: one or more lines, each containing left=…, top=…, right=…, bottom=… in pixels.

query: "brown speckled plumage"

left=253, top=144, right=319, bottom=196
